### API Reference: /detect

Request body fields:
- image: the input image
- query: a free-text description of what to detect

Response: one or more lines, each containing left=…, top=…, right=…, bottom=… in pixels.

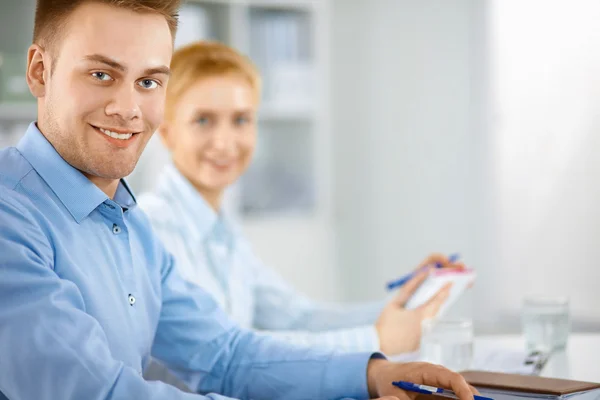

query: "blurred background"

left=1, top=0, right=599, bottom=334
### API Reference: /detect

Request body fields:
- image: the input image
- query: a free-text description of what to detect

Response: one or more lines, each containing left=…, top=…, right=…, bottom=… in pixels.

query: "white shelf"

left=187, top=0, right=316, bottom=11
left=185, top=0, right=230, bottom=6
left=0, top=103, right=37, bottom=121
left=244, top=0, right=316, bottom=11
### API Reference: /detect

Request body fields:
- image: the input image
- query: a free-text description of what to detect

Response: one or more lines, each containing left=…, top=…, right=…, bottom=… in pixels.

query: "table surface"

left=474, top=333, right=600, bottom=382
left=389, top=333, right=599, bottom=383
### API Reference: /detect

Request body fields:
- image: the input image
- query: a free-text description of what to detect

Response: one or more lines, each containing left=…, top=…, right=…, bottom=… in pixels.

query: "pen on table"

left=392, top=381, right=493, bottom=400
left=386, top=253, right=461, bottom=291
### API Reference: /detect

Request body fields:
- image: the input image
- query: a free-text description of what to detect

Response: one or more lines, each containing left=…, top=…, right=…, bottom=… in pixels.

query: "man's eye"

left=138, top=79, right=159, bottom=89
left=92, top=72, right=112, bottom=81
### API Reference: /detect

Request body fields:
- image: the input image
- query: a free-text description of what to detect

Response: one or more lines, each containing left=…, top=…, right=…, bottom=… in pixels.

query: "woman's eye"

left=235, top=116, right=251, bottom=126
left=197, top=117, right=210, bottom=126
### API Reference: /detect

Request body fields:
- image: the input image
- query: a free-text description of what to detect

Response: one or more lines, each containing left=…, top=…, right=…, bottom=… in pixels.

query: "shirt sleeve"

left=150, top=246, right=374, bottom=400
left=254, top=325, right=381, bottom=353
left=0, top=191, right=236, bottom=400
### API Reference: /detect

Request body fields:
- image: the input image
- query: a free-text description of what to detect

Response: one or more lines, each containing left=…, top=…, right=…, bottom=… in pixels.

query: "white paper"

left=471, top=348, right=549, bottom=375
left=404, top=269, right=476, bottom=317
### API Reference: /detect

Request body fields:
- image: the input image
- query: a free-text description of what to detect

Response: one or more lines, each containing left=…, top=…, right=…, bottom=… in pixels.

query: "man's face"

left=38, top=2, right=173, bottom=180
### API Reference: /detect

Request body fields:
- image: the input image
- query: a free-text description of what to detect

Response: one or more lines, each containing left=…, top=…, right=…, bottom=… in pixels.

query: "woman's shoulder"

left=137, top=191, right=177, bottom=228
left=222, top=217, right=261, bottom=260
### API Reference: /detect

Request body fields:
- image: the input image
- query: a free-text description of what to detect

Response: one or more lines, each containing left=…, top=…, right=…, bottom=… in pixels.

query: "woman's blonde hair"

left=166, top=40, right=261, bottom=120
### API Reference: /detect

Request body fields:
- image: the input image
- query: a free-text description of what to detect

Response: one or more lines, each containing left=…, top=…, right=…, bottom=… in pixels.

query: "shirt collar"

left=156, top=162, right=230, bottom=244
left=17, top=122, right=137, bottom=223
left=115, top=178, right=137, bottom=210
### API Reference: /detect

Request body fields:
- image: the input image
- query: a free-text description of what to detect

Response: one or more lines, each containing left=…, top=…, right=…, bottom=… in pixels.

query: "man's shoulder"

left=0, top=146, right=36, bottom=192
left=0, top=145, right=56, bottom=212
left=0, top=147, right=56, bottom=238
left=0, top=150, right=49, bottom=245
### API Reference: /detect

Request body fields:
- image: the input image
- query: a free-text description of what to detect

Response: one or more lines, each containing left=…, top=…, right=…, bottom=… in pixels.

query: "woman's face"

left=163, top=75, right=258, bottom=199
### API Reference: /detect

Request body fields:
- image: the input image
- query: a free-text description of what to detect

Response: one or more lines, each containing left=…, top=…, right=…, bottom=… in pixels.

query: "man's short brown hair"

left=33, top=0, right=181, bottom=50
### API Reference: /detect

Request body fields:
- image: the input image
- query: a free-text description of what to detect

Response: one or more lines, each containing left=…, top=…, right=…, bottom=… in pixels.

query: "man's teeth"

left=98, top=127, right=133, bottom=140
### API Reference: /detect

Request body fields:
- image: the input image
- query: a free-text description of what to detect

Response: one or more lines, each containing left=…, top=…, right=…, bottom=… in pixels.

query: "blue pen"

left=386, top=253, right=461, bottom=291
left=392, top=381, right=493, bottom=400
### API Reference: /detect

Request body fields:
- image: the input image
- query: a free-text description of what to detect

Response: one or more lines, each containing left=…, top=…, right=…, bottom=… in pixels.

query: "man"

left=0, top=1, right=476, bottom=399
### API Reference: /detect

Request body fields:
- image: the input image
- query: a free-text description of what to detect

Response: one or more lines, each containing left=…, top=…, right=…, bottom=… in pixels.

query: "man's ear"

left=26, top=44, right=49, bottom=98
left=157, top=121, right=174, bottom=151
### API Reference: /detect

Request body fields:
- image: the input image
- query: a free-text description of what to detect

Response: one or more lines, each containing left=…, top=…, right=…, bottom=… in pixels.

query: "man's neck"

left=83, top=173, right=120, bottom=199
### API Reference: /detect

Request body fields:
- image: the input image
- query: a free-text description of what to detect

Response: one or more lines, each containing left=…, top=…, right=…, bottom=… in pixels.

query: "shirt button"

left=112, top=224, right=122, bottom=234
left=128, top=294, right=136, bottom=306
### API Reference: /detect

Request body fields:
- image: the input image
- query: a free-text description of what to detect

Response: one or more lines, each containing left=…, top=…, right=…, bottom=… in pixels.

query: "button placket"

left=104, top=204, right=136, bottom=310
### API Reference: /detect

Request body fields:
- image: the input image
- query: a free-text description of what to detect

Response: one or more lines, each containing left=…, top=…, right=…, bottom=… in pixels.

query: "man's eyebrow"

left=144, top=66, right=171, bottom=76
left=83, top=54, right=126, bottom=72
left=83, top=54, right=170, bottom=76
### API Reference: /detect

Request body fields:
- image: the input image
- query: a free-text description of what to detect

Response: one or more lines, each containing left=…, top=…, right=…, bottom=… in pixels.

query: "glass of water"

left=420, top=318, right=474, bottom=371
left=521, top=296, right=570, bottom=352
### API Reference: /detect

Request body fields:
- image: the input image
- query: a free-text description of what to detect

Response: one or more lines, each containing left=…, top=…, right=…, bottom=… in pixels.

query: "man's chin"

left=86, top=163, right=137, bottom=182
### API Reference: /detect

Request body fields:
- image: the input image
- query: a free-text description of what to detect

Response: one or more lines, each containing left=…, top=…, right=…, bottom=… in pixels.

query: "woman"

left=139, top=41, right=462, bottom=354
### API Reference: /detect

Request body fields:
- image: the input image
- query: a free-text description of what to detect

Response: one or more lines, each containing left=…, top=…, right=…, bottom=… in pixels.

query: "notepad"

left=461, top=371, right=600, bottom=400
left=404, top=268, right=475, bottom=316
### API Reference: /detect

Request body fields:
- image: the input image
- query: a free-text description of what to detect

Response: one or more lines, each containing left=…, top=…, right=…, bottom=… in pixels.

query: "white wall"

left=331, top=0, right=600, bottom=333
left=484, top=0, right=600, bottom=332
left=331, top=0, right=480, bottom=316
